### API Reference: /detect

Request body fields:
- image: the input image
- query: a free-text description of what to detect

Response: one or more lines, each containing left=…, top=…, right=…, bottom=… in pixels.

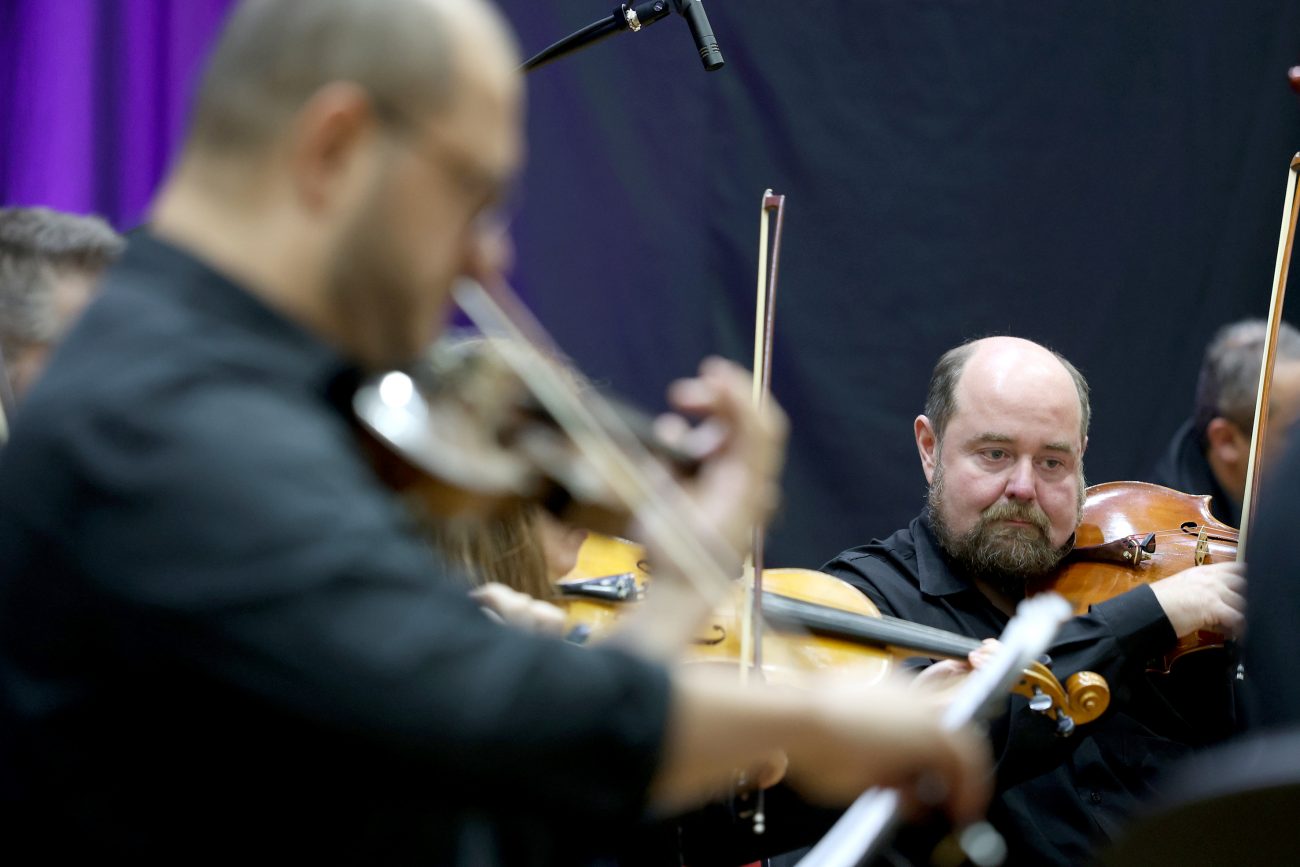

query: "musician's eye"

left=982, top=449, right=1008, bottom=462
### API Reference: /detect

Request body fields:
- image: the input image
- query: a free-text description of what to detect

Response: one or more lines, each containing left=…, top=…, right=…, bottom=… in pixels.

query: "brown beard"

left=926, top=464, right=1075, bottom=598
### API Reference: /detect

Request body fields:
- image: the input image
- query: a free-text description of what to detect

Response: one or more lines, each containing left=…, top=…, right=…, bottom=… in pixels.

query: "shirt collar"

left=910, top=513, right=975, bottom=597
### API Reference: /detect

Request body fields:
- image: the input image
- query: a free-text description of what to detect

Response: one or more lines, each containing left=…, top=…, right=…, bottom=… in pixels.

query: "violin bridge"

left=1194, top=528, right=1210, bottom=566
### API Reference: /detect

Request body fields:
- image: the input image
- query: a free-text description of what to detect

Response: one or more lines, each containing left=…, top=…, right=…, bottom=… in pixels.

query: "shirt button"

left=1089, top=790, right=1102, bottom=804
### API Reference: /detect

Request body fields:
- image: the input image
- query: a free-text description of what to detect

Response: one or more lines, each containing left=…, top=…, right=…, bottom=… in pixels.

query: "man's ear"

left=915, top=415, right=939, bottom=483
left=285, top=81, right=379, bottom=214
left=1205, top=417, right=1247, bottom=466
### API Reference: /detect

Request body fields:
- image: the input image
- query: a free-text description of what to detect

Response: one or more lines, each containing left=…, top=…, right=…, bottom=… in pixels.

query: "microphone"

left=520, top=1, right=725, bottom=74
left=671, top=0, right=724, bottom=71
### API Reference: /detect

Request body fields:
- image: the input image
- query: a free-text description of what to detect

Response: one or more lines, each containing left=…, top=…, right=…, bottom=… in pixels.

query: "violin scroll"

left=1013, top=663, right=1109, bottom=736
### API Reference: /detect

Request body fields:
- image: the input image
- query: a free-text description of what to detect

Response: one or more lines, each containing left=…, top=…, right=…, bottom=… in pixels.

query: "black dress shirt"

left=0, top=233, right=669, bottom=863
left=1149, top=419, right=1240, bottom=527
left=823, top=515, right=1230, bottom=867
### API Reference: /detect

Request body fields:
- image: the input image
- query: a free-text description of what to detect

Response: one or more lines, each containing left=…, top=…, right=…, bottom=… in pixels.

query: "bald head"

left=926, top=336, right=1091, bottom=449
left=186, top=0, right=520, bottom=161
left=918, top=337, right=1090, bottom=586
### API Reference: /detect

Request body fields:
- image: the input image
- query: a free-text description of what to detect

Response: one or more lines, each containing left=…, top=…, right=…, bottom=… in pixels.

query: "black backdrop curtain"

left=497, top=0, right=1300, bottom=567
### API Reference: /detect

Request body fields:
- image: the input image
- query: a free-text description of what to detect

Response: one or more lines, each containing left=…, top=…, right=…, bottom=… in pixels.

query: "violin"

left=353, top=333, right=700, bottom=537
left=1034, top=481, right=1237, bottom=674
left=1038, top=102, right=1300, bottom=673
left=559, top=533, right=1109, bottom=733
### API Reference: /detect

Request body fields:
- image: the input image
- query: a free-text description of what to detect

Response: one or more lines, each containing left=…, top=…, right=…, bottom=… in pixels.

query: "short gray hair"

left=1193, top=319, right=1300, bottom=440
left=187, top=0, right=464, bottom=156
left=924, top=338, right=1091, bottom=444
left=0, top=207, right=123, bottom=357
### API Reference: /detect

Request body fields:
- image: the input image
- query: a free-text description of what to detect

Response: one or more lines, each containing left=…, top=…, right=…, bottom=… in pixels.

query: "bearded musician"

left=817, top=336, right=1244, bottom=866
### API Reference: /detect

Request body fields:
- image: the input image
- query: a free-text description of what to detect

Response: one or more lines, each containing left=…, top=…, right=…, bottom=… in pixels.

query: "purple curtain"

left=0, top=0, right=236, bottom=229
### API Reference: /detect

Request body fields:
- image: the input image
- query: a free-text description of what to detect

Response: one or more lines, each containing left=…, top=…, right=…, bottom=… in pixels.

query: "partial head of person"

left=426, top=504, right=587, bottom=601
left=0, top=207, right=123, bottom=400
left=153, top=0, right=524, bottom=371
left=915, top=336, right=1090, bottom=595
left=1192, top=319, right=1300, bottom=504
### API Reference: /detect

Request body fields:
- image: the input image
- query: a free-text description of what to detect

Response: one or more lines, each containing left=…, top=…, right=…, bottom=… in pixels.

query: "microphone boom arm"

left=522, top=2, right=674, bottom=73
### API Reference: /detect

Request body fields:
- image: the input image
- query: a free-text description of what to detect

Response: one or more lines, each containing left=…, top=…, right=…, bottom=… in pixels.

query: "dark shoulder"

left=12, top=243, right=354, bottom=471
left=1, top=298, right=363, bottom=548
left=819, top=520, right=924, bottom=616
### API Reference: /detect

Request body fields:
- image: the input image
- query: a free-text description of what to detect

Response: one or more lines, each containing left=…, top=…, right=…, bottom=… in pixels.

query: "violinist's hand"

left=656, top=357, right=789, bottom=559
left=780, top=677, right=990, bottom=821
left=703, top=751, right=790, bottom=803
left=751, top=749, right=789, bottom=790
left=651, top=668, right=991, bottom=825
left=737, top=750, right=789, bottom=793
left=911, top=639, right=1001, bottom=695
left=470, top=583, right=567, bottom=636
left=1149, top=561, right=1246, bottom=639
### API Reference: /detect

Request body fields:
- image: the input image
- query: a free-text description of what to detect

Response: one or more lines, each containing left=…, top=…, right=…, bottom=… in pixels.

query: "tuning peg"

left=1029, top=686, right=1054, bottom=714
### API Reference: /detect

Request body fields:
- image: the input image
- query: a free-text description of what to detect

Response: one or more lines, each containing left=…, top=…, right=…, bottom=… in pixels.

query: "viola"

left=559, top=534, right=1109, bottom=733
left=1031, top=480, right=1238, bottom=674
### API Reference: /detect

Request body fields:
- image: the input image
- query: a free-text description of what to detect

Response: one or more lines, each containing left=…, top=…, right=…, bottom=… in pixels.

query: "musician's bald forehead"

left=927, top=336, right=1091, bottom=445
left=187, top=0, right=521, bottom=157
left=960, top=338, right=1078, bottom=399
left=953, top=339, right=1082, bottom=436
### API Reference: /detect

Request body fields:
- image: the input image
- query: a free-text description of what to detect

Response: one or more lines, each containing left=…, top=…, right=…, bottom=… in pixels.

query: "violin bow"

left=795, top=593, right=1074, bottom=867
left=741, top=189, right=787, bottom=683
left=1237, top=152, right=1300, bottom=553
left=737, top=189, right=787, bottom=836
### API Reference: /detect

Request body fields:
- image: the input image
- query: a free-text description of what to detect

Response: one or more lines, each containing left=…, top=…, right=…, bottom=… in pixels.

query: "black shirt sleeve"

left=824, top=548, right=1178, bottom=788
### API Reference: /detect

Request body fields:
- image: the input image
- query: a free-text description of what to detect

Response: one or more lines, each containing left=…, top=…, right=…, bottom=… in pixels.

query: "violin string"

left=1080, top=528, right=1239, bottom=542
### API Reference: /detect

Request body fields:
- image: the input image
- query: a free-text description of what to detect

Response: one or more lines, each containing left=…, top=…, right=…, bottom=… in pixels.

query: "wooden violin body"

left=1033, top=480, right=1238, bottom=673
left=557, top=536, right=893, bottom=685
